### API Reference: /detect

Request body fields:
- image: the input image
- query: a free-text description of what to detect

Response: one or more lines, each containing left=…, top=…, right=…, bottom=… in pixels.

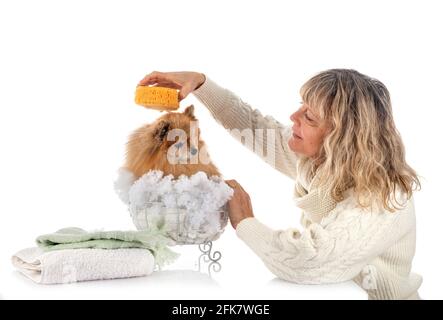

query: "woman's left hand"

left=225, top=180, right=255, bottom=229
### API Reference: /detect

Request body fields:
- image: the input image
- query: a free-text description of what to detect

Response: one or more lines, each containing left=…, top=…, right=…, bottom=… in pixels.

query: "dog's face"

left=124, top=105, right=219, bottom=178
left=128, top=104, right=198, bottom=152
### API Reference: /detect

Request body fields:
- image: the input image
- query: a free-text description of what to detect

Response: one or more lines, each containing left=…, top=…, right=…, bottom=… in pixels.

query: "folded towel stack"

left=12, top=247, right=155, bottom=284
left=12, top=227, right=179, bottom=284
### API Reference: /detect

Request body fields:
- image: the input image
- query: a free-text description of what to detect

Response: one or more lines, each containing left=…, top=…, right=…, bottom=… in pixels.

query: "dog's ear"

left=183, top=105, right=195, bottom=119
left=154, top=120, right=171, bottom=142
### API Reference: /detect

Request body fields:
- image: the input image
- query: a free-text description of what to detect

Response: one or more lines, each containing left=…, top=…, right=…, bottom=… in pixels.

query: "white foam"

left=115, top=168, right=234, bottom=244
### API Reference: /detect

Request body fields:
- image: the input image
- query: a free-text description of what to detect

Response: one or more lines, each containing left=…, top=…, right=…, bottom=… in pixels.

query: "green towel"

left=36, top=227, right=179, bottom=268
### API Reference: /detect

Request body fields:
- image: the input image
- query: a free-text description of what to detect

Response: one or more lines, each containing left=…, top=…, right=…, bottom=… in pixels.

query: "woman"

left=139, top=69, right=422, bottom=300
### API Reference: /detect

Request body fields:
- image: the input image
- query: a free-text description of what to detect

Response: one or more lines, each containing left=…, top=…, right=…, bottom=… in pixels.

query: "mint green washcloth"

left=36, top=227, right=179, bottom=268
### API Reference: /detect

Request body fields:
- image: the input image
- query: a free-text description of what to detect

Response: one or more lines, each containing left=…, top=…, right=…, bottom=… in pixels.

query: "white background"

left=0, top=0, right=442, bottom=300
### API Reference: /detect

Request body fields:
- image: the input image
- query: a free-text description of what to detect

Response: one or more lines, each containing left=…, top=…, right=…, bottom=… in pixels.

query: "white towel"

left=12, top=247, right=155, bottom=284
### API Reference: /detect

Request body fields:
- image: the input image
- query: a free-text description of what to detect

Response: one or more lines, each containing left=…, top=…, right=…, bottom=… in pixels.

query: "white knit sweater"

left=193, top=76, right=423, bottom=300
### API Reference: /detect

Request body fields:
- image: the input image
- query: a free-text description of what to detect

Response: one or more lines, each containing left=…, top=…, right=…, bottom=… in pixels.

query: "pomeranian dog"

left=124, top=105, right=221, bottom=179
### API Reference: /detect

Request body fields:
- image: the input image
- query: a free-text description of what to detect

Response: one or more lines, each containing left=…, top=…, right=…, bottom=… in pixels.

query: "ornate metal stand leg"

left=197, top=241, right=222, bottom=277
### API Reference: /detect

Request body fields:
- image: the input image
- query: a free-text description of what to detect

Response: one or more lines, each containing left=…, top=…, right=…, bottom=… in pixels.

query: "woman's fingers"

left=224, top=179, right=254, bottom=229
left=225, top=179, right=238, bottom=189
left=225, top=180, right=249, bottom=198
left=225, top=179, right=248, bottom=193
left=139, top=71, right=172, bottom=86
left=138, top=73, right=158, bottom=85
left=138, top=71, right=204, bottom=100
left=151, top=82, right=181, bottom=89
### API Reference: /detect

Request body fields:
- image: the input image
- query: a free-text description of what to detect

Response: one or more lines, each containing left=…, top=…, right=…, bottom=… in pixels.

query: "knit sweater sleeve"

left=236, top=196, right=416, bottom=284
left=192, top=76, right=299, bottom=180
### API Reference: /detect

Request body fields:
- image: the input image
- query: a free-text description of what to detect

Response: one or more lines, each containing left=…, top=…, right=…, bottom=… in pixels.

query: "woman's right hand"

left=138, top=71, right=206, bottom=101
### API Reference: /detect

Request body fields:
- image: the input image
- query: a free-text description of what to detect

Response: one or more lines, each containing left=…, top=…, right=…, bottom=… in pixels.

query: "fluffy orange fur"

left=124, top=105, right=221, bottom=179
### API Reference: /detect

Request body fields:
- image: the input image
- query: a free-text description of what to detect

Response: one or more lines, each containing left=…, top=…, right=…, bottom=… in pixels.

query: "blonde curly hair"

left=300, top=69, right=421, bottom=212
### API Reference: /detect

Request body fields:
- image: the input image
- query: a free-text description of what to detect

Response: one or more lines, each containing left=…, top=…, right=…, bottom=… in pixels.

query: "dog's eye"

left=157, top=122, right=170, bottom=140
